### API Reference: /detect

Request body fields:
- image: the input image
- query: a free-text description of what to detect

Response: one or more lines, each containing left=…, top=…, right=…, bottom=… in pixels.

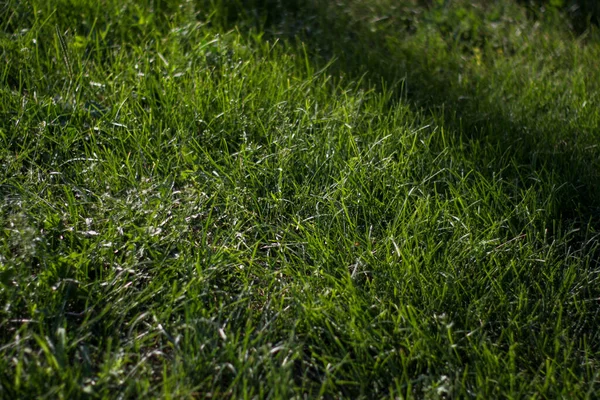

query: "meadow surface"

left=1, top=0, right=600, bottom=398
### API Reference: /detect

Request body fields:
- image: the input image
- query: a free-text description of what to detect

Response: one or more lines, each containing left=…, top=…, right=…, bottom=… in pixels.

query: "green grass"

left=1, top=0, right=600, bottom=397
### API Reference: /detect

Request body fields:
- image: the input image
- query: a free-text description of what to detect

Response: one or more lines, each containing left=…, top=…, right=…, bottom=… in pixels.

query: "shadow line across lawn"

left=219, top=0, right=600, bottom=237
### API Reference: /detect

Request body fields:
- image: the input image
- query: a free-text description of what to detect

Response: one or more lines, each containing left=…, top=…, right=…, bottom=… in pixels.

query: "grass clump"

left=1, top=0, right=600, bottom=398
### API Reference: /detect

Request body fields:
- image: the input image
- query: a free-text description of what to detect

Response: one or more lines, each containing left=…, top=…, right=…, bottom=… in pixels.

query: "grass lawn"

left=2, top=0, right=600, bottom=397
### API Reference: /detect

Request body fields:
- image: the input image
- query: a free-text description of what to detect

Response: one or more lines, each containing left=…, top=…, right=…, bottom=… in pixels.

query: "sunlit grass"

left=1, top=0, right=600, bottom=397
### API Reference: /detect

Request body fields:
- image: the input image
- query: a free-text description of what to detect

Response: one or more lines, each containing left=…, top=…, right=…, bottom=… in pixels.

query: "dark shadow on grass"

left=220, top=0, right=600, bottom=231
left=517, top=0, right=600, bottom=33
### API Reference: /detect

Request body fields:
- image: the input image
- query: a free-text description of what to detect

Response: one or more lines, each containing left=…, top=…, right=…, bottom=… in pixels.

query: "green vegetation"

left=1, top=0, right=600, bottom=397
